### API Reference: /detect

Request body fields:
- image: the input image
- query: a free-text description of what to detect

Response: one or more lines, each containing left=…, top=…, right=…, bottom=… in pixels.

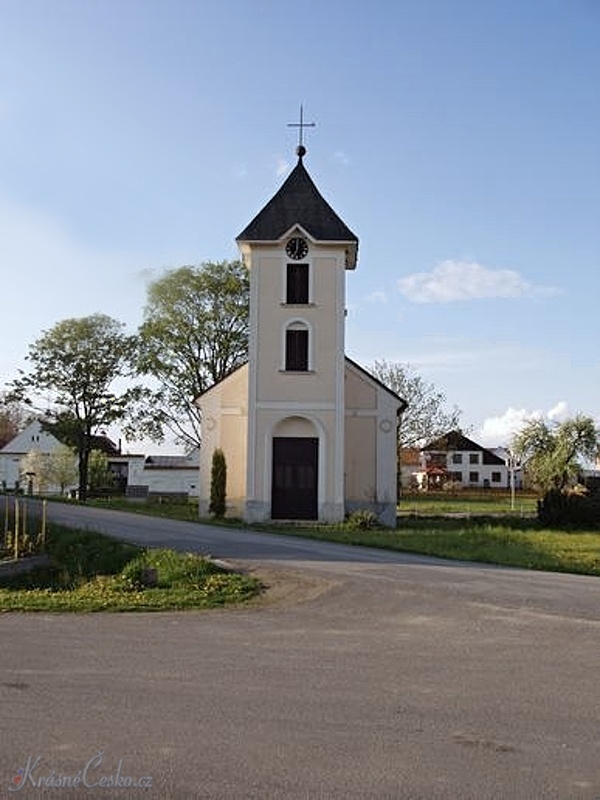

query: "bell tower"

left=236, top=126, right=358, bottom=523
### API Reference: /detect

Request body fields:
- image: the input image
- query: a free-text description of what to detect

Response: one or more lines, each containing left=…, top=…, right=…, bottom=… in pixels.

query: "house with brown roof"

left=420, top=430, right=509, bottom=489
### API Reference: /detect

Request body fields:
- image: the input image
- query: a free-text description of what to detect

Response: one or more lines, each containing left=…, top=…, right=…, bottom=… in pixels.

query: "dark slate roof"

left=236, top=157, right=358, bottom=253
left=90, top=435, right=121, bottom=456
left=422, top=430, right=506, bottom=466
left=144, top=454, right=199, bottom=470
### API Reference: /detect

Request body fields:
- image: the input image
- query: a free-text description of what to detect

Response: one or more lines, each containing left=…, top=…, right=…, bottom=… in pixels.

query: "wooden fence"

left=0, top=496, right=47, bottom=559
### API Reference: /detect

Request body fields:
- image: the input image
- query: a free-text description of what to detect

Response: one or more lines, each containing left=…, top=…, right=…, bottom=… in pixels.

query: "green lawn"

left=0, top=525, right=261, bottom=612
left=86, top=496, right=201, bottom=522
left=263, top=517, right=600, bottom=576
left=398, top=491, right=538, bottom=516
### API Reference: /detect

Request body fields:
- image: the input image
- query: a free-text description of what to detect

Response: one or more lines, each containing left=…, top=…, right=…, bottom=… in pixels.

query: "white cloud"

left=547, top=400, right=569, bottom=421
left=477, top=402, right=571, bottom=447
left=366, top=290, right=387, bottom=304
left=478, top=408, right=539, bottom=447
left=397, top=260, right=558, bottom=304
left=333, top=150, right=350, bottom=166
left=276, top=157, right=289, bottom=177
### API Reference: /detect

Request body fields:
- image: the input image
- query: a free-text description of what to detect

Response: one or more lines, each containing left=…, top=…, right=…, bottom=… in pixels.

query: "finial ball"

left=296, top=144, right=306, bottom=158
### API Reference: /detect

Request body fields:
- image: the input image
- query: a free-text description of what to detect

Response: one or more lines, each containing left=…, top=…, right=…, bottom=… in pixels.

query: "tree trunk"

left=78, top=445, right=90, bottom=502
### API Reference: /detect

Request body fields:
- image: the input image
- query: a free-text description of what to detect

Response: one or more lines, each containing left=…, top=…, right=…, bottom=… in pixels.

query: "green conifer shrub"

left=209, top=448, right=227, bottom=518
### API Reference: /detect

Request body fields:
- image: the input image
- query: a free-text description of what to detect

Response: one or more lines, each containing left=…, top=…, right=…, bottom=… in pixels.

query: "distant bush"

left=537, top=489, right=600, bottom=529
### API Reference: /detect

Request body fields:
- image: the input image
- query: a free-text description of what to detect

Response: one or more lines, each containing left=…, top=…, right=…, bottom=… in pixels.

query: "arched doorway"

left=271, top=417, right=318, bottom=520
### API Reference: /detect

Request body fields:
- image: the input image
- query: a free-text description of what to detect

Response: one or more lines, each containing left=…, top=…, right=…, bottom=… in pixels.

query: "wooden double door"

left=271, top=437, right=318, bottom=520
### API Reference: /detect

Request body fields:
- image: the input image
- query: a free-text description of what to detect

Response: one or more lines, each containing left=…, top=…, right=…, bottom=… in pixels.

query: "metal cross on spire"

left=287, top=104, right=316, bottom=158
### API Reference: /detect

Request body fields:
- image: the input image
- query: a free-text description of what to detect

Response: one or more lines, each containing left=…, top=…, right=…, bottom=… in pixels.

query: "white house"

left=0, top=419, right=74, bottom=494
left=127, top=452, right=199, bottom=499
left=0, top=419, right=198, bottom=498
left=420, top=430, right=510, bottom=489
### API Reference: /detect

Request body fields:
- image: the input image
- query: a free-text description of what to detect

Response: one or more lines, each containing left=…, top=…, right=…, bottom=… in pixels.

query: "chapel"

left=197, top=136, right=405, bottom=527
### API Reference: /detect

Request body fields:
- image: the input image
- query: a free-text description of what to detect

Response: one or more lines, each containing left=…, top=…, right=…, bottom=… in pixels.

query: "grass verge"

left=249, top=516, right=600, bottom=577
left=0, top=525, right=261, bottom=612
left=85, top=496, right=201, bottom=522
left=398, top=491, right=538, bottom=516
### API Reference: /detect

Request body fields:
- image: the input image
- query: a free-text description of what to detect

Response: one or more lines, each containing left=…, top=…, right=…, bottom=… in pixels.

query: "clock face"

left=285, top=237, right=309, bottom=260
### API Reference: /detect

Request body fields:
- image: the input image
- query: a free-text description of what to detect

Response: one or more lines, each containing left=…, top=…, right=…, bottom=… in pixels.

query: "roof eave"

left=236, top=235, right=358, bottom=270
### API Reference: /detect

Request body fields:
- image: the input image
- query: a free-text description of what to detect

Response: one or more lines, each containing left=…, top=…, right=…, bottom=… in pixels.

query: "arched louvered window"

left=285, top=322, right=309, bottom=371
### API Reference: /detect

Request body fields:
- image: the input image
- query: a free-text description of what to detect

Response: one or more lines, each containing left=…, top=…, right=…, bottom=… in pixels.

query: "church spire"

left=287, top=104, right=315, bottom=160
left=237, top=109, right=358, bottom=268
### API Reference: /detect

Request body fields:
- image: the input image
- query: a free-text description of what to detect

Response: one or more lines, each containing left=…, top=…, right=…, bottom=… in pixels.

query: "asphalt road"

left=1, top=503, right=599, bottom=799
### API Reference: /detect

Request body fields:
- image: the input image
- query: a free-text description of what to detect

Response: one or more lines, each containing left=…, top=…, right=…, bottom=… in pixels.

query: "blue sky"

left=1, top=0, right=599, bottom=450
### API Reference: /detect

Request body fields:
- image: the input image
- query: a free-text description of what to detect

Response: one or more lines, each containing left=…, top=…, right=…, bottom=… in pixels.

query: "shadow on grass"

left=0, top=526, right=141, bottom=591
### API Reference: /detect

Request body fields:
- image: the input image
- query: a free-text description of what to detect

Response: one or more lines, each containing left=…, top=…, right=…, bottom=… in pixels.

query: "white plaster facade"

left=127, top=453, right=200, bottom=498
left=0, top=419, right=74, bottom=494
left=0, top=419, right=198, bottom=498
left=198, top=358, right=402, bottom=526
left=242, top=237, right=348, bottom=524
left=197, top=152, right=405, bottom=527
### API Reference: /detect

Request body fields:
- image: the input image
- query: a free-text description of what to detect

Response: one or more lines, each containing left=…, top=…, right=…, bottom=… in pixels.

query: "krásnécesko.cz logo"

left=9, top=751, right=153, bottom=791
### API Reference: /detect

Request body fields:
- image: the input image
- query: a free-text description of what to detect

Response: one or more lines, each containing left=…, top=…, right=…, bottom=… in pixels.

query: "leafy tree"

left=20, top=445, right=78, bottom=495
left=0, top=391, right=31, bottom=447
left=10, top=314, right=136, bottom=501
left=209, top=448, right=227, bottom=518
left=512, top=415, right=599, bottom=493
left=370, top=360, right=462, bottom=449
left=47, top=445, right=79, bottom=495
left=20, top=451, right=52, bottom=494
left=129, top=261, right=249, bottom=450
left=88, top=449, right=116, bottom=495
